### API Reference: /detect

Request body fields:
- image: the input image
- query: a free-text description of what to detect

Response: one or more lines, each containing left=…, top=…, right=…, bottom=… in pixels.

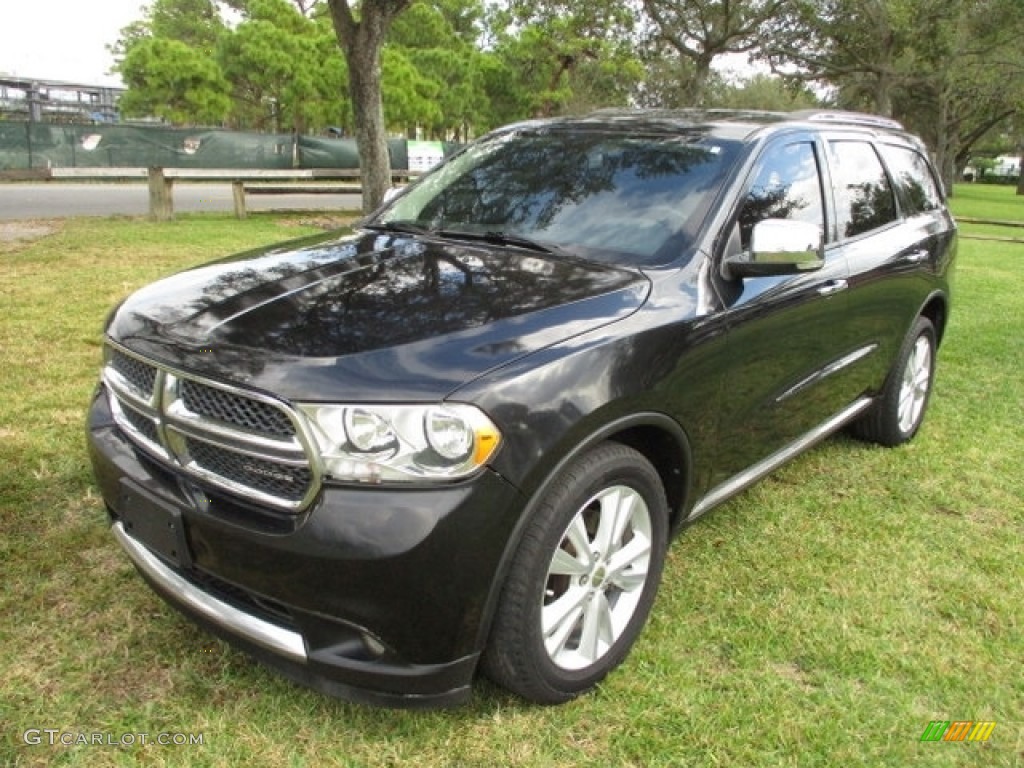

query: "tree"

left=218, top=0, right=347, bottom=133
left=488, top=0, right=643, bottom=120
left=149, top=0, right=227, bottom=51
left=764, top=0, right=911, bottom=116
left=903, top=0, right=1024, bottom=190
left=640, top=0, right=790, bottom=105
left=112, top=0, right=233, bottom=125
left=381, top=46, right=443, bottom=132
left=326, top=0, right=414, bottom=212
left=118, top=38, right=232, bottom=124
left=765, top=0, right=1024, bottom=191
left=386, top=0, right=489, bottom=139
left=709, top=73, right=820, bottom=110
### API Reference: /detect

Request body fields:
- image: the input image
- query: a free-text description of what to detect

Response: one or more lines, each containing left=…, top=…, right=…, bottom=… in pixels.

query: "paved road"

left=0, top=182, right=364, bottom=220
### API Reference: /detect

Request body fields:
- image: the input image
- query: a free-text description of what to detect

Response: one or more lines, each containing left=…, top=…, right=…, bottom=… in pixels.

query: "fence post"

left=231, top=181, right=247, bottom=219
left=148, top=167, right=174, bottom=221
left=25, top=122, right=33, bottom=170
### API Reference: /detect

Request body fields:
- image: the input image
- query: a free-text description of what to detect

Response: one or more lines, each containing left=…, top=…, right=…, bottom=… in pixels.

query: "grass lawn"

left=949, top=183, right=1024, bottom=223
left=1, top=193, right=1022, bottom=767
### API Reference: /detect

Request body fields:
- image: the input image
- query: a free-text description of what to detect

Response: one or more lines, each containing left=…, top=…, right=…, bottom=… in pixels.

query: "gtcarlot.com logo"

left=23, top=729, right=204, bottom=747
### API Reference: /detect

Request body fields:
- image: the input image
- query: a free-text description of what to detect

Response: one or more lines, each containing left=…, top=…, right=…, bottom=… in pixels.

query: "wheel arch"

left=473, top=411, right=693, bottom=653
left=919, top=292, right=949, bottom=346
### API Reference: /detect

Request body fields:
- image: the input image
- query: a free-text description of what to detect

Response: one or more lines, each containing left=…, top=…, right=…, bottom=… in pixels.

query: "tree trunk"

left=327, top=0, right=410, bottom=214
left=348, top=40, right=392, bottom=213
left=688, top=55, right=712, bottom=107
left=873, top=19, right=895, bottom=118
left=684, top=55, right=713, bottom=107
left=934, top=94, right=955, bottom=196
left=873, top=72, right=893, bottom=118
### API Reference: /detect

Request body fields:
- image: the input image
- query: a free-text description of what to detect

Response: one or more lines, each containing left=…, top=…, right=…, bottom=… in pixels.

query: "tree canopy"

left=765, top=0, right=1024, bottom=188
left=111, top=0, right=1024, bottom=193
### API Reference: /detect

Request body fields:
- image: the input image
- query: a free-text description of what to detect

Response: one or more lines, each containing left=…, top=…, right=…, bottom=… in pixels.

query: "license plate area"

left=118, top=480, right=193, bottom=569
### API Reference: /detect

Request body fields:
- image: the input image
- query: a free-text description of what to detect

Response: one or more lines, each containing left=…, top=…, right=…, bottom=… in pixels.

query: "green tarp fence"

left=0, top=122, right=459, bottom=171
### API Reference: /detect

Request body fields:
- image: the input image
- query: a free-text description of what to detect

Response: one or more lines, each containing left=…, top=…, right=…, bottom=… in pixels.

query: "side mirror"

left=728, top=219, right=824, bottom=278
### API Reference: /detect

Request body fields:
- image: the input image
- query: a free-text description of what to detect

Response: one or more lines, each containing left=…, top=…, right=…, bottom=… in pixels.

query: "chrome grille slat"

left=103, top=344, right=319, bottom=512
left=165, top=402, right=304, bottom=456
left=180, top=379, right=295, bottom=438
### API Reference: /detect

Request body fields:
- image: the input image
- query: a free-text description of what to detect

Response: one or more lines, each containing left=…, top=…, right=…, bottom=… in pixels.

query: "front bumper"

left=88, top=387, right=525, bottom=708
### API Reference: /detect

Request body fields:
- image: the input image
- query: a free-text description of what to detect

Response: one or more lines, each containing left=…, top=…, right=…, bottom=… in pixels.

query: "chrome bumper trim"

left=112, top=521, right=308, bottom=664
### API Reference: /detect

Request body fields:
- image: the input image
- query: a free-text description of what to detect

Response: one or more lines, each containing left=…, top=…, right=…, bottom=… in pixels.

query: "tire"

left=481, top=442, right=668, bottom=704
left=852, top=316, right=937, bottom=446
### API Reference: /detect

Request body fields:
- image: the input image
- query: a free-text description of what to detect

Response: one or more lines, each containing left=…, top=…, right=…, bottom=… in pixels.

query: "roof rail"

left=792, top=110, right=904, bottom=130
left=590, top=107, right=788, bottom=121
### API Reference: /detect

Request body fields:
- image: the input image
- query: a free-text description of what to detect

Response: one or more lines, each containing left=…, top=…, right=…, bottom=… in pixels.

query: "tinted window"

left=829, top=141, right=898, bottom=238
left=879, top=144, right=944, bottom=216
left=377, top=130, right=742, bottom=267
left=738, top=142, right=824, bottom=250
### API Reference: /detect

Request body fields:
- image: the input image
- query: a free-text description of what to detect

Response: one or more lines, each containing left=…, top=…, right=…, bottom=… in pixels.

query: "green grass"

left=950, top=185, right=1024, bottom=241
left=950, top=184, right=1024, bottom=222
left=2, top=205, right=1022, bottom=767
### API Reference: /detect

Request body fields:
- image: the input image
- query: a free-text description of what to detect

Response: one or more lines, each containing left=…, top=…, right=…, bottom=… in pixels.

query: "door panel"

left=826, top=139, right=932, bottom=395
left=842, top=214, right=955, bottom=392
left=709, top=139, right=861, bottom=484
left=713, top=254, right=854, bottom=483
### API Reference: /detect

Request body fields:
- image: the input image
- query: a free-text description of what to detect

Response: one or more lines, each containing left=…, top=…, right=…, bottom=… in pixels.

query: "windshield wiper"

left=437, top=229, right=557, bottom=254
left=362, top=220, right=434, bottom=236
left=436, top=229, right=616, bottom=268
left=363, top=223, right=556, bottom=256
left=363, top=224, right=608, bottom=269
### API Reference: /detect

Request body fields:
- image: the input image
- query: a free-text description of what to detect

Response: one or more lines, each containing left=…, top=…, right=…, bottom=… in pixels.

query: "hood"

left=108, top=229, right=649, bottom=401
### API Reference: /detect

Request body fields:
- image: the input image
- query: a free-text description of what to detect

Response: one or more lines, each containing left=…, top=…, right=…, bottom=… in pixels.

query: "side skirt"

left=685, top=396, right=874, bottom=523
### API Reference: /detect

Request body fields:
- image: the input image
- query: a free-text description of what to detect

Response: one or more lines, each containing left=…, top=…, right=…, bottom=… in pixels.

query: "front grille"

left=120, top=401, right=160, bottom=445
left=103, top=344, right=318, bottom=512
left=110, top=348, right=157, bottom=399
left=186, top=439, right=311, bottom=502
left=181, top=379, right=295, bottom=438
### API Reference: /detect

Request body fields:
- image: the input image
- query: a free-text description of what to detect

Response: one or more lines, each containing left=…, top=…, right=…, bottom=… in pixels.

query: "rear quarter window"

left=879, top=144, right=945, bottom=216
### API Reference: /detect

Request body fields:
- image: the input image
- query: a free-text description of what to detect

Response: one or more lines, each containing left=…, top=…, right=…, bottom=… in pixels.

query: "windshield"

left=371, top=128, right=742, bottom=268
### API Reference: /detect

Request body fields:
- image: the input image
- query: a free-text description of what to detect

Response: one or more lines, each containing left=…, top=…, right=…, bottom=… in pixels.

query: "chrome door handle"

left=817, top=279, right=849, bottom=296
left=905, top=249, right=929, bottom=264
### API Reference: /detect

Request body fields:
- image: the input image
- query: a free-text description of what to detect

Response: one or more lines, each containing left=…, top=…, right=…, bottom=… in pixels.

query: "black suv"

left=87, top=110, right=956, bottom=707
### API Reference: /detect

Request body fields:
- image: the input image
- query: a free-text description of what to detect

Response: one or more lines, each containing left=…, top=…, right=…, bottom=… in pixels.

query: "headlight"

left=297, top=403, right=501, bottom=484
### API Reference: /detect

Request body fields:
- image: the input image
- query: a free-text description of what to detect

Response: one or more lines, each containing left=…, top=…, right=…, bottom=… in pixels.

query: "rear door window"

left=828, top=141, right=898, bottom=238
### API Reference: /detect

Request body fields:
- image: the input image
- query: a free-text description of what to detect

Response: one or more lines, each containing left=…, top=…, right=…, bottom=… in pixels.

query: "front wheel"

left=481, top=443, right=668, bottom=704
left=853, top=316, right=937, bottom=446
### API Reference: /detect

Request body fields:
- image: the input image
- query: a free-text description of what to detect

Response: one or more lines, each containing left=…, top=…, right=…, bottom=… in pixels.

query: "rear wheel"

left=853, top=316, right=937, bottom=446
left=482, top=443, right=668, bottom=704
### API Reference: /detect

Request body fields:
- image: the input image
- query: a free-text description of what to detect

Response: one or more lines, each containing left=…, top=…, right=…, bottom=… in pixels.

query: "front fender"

left=468, top=408, right=692, bottom=654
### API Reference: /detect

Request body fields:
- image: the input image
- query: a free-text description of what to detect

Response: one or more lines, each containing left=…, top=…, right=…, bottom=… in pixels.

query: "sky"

left=0, top=0, right=148, bottom=86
